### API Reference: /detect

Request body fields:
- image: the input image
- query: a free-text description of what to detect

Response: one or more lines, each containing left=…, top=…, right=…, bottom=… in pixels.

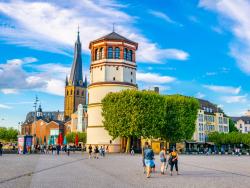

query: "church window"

left=70, top=90, right=73, bottom=95
left=113, top=77, right=116, bottom=81
left=123, top=48, right=128, bottom=60
left=95, top=49, right=99, bottom=60
left=77, top=90, right=79, bottom=95
left=100, top=67, right=102, bottom=71
left=67, top=90, right=69, bottom=96
left=128, top=50, right=133, bottom=61
left=108, top=47, right=113, bottom=59
left=99, top=47, right=104, bottom=59
left=115, top=47, right=120, bottom=59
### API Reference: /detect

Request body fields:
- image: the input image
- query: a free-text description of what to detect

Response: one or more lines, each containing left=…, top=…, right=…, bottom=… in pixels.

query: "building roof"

left=197, top=99, right=224, bottom=115
left=23, top=111, right=64, bottom=124
left=68, top=31, right=84, bottom=87
left=231, top=116, right=250, bottom=123
left=89, top=31, right=138, bottom=48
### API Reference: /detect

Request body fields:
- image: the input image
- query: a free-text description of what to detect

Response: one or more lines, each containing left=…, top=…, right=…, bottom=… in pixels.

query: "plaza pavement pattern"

left=0, top=153, right=250, bottom=188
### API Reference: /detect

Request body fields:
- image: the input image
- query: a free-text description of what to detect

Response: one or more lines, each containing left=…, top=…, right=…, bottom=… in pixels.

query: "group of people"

left=0, top=142, right=3, bottom=156
left=88, top=144, right=108, bottom=159
left=142, top=142, right=179, bottom=178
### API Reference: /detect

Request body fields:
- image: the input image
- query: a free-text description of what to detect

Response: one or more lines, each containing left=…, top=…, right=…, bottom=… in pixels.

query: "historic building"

left=87, top=31, right=138, bottom=152
left=232, top=111, right=250, bottom=133
left=64, top=30, right=87, bottom=119
left=193, top=99, right=229, bottom=142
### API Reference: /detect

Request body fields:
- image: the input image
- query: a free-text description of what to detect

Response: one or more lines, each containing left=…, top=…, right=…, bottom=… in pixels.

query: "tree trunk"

left=126, top=136, right=131, bottom=153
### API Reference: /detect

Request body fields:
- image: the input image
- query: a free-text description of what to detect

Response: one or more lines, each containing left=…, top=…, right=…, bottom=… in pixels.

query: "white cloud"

left=199, top=0, right=250, bottom=74
left=195, top=92, right=205, bottom=99
left=1, top=89, right=18, bottom=94
left=137, top=72, right=176, bottom=84
left=0, top=0, right=189, bottom=63
left=206, top=72, right=217, bottom=76
left=148, top=10, right=183, bottom=26
left=203, top=85, right=241, bottom=94
left=0, top=104, right=12, bottom=109
left=221, top=94, right=248, bottom=104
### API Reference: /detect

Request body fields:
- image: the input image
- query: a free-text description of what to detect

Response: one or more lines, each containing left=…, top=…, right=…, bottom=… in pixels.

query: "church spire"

left=65, top=75, right=68, bottom=86
left=69, top=28, right=83, bottom=86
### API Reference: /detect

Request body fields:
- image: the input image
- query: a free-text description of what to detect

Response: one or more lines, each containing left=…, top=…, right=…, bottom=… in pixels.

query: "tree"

left=229, top=118, right=238, bottom=132
left=158, top=95, right=199, bottom=144
left=0, top=127, right=18, bottom=142
left=102, top=90, right=165, bottom=152
left=66, top=132, right=87, bottom=144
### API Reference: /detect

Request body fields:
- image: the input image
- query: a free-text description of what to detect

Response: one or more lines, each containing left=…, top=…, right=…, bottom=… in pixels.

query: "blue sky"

left=1, top=0, right=250, bottom=128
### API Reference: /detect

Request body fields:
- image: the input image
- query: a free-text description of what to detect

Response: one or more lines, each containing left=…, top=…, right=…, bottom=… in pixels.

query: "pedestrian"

left=94, top=145, right=99, bottom=159
left=131, top=145, right=135, bottom=156
left=88, top=144, right=93, bottom=159
left=169, top=148, right=179, bottom=176
left=143, top=142, right=155, bottom=178
left=67, top=144, right=70, bottom=156
left=0, top=142, right=3, bottom=156
left=106, top=145, right=109, bottom=153
left=99, top=146, right=103, bottom=157
left=56, top=144, right=60, bottom=155
left=159, top=147, right=167, bottom=175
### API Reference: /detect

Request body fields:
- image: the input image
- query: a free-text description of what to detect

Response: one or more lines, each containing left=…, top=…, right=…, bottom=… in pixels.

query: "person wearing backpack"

left=143, top=142, right=155, bottom=178
left=169, top=148, right=179, bottom=176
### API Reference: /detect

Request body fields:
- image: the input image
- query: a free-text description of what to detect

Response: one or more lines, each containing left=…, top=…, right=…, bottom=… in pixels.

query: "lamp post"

left=33, top=96, right=39, bottom=150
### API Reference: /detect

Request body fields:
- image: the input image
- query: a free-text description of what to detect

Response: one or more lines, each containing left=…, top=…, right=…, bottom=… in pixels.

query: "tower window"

left=100, top=67, right=102, bottom=71
left=77, top=90, right=79, bottom=95
left=99, top=47, right=104, bottom=59
left=95, top=49, right=99, bottom=60
left=116, top=67, right=119, bottom=70
left=70, top=90, right=73, bottom=95
left=108, top=47, right=113, bottom=59
left=115, top=47, right=120, bottom=59
left=131, top=71, right=133, bottom=75
left=67, top=90, right=69, bottom=96
left=113, top=77, right=116, bottom=81
left=131, top=79, right=133, bottom=83
left=128, top=50, right=133, bottom=61
left=123, top=48, right=128, bottom=60
left=82, top=91, right=84, bottom=96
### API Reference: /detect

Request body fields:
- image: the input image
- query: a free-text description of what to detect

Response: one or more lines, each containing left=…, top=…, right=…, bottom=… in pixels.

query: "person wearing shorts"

left=143, top=142, right=154, bottom=178
left=159, top=147, right=167, bottom=174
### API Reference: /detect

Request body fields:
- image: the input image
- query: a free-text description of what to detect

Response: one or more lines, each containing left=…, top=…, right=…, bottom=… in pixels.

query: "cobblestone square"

left=1, top=153, right=250, bottom=188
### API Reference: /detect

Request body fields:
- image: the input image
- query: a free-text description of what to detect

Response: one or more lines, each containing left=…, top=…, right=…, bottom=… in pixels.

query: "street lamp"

left=33, top=96, right=39, bottom=149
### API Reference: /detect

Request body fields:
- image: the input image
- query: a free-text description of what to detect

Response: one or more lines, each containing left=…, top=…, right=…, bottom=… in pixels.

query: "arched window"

left=95, top=49, right=99, bottom=60
left=108, top=47, right=113, bottom=59
left=123, top=48, right=128, bottom=60
left=70, top=90, right=73, bottom=95
left=115, top=47, right=120, bottom=59
left=67, top=90, right=69, bottom=96
left=128, top=50, right=133, bottom=61
left=99, top=48, right=104, bottom=59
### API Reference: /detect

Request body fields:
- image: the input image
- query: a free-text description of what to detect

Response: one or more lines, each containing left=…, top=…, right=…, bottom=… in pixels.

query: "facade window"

left=99, top=48, right=104, bottom=59
left=116, top=67, right=119, bottom=70
left=128, top=50, right=133, bottom=61
left=77, top=90, right=79, bottom=95
left=245, top=127, right=247, bottom=132
left=131, top=79, right=133, bottom=83
left=82, top=91, right=84, bottom=96
left=123, top=48, right=128, bottom=60
left=131, top=71, right=133, bottom=75
left=67, top=90, right=69, bottom=96
left=113, top=77, right=115, bottom=81
left=95, top=49, right=99, bottom=60
left=108, top=47, right=113, bottom=59
left=100, top=67, right=102, bottom=71
left=115, top=47, right=120, bottom=59
left=70, top=90, right=73, bottom=95
left=240, top=124, right=242, bottom=128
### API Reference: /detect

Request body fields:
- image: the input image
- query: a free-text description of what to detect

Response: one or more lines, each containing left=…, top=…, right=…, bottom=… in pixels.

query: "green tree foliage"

left=102, top=90, right=165, bottom=152
left=208, top=132, right=250, bottom=146
left=66, top=132, right=87, bottom=144
left=159, top=95, right=199, bottom=143
left=0, top=127, right=18, bottom=142
left=228, top=118, right=238, bottom=132
left=102, top=90, right=199, bottom=151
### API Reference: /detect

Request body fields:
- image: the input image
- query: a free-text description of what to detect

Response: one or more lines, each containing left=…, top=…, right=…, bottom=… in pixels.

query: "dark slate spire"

left=69, top=29, right=83, bottom=86
left=65, top=75, right=68, bottom=86
left=84, top=75, right=87, bottom=88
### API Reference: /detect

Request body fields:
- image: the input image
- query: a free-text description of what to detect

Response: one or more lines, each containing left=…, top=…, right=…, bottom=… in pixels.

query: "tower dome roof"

left=89, top=32, right=138, bottom=49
